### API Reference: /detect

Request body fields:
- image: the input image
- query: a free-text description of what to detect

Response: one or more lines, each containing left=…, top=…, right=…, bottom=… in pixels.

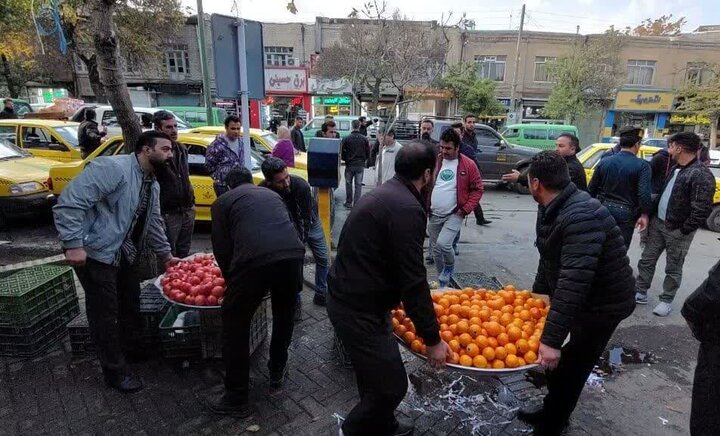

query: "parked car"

left=70, top=105, right=190, bottom=135
left=430, top=120, right=539, bottom=183
left=0, top=138, right=55, bottom=227
left=500, top=123, right=579, bottom=150
left=47, top=133, right=308, bottom=222
left=302, top=115, right=355, bottom=144
left=162, top=106, right=228, bottom=127
left=0, top=119, right=81, bottom=162
left=184, top=126, right=307, bottom=170
left=642, top=138, right=668, bottom=148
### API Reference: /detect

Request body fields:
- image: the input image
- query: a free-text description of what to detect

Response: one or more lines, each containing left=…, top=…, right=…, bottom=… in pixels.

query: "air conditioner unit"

left=287, top=57, right=298, bottom=66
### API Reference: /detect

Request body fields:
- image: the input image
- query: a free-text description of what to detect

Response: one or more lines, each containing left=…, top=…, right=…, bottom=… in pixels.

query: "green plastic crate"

left=0, top=265, right=77, bottom=327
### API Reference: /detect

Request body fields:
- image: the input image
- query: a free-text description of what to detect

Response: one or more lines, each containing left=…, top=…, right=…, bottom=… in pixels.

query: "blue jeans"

left=307, top=219, right=329, bottom=298
left=345, top=166, right=364, bottom=206
left=428, top=214, right=463, bottom=286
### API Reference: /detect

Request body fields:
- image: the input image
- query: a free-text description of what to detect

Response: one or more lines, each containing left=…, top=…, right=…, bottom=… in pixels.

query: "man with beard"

left=53, top=131, right=179, bottom=392
left=519, top=151, right=635, bottom=435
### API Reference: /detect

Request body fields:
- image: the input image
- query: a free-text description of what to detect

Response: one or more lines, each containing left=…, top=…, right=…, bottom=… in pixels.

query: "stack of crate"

left=0, top=265, right=79, bottom=357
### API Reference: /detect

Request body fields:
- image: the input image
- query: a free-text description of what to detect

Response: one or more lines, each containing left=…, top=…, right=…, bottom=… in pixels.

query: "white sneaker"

left=653, top=302, right=672, bottom=317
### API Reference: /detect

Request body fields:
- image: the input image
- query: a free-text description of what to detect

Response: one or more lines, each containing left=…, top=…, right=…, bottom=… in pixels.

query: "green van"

left=302, top=115, right=356, bottom=146
left=501, top=123, right=579, bottom=150
left=162, top=106, right=227, bottom=127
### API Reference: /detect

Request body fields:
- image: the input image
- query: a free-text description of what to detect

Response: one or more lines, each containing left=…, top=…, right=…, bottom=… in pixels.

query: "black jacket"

left=565, top=154, right=588, bottom=192
left=78, top=120, right=105, bottom=155
left=649, top=149, right=671, bottom=196
left=359, top=120, right=373, bottom=136
left=155, top=140, right=195, bottom=212
left=0, top=107, right=17, bottom=119
left=341, top=131, right=370, bottom=168
left=259, top=175, right=315, bottom=243
left=682, top=260, right=720, bottom=344
left=656, top=158, right=715, bottom=234
left=588, top=150, right=652, bottom=216
left=211, top=184, right=304, bottom=279
left=461, top=129, right=478, bottom=150
left=328, top=176, right=440, bottom=346
left=533, top=183, right=635, bottom=349
left=291, top=126, right=306, bottom=152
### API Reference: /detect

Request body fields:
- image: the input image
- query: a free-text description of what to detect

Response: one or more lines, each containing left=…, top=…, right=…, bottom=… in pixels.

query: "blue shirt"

left=658, top=168, right=680, bottom=221
left=588, top=150, right=652, bottom=215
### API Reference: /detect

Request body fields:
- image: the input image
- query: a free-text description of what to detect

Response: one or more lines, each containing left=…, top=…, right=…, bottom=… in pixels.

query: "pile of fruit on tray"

left=392, top=285, right=549, bottom=373
left=156, top=254, right=225, bottom=308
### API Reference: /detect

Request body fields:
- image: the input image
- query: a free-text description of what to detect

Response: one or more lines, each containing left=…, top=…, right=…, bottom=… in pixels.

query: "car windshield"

left=0, top=138, right=29, bottom=159
left=54, top=126, right=79, bottom=147
left=262, top=133, right=278, bottom=148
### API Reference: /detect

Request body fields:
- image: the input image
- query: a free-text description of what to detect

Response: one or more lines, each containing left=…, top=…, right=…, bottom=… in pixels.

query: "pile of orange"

left=392, top=285, right=548, bottom=369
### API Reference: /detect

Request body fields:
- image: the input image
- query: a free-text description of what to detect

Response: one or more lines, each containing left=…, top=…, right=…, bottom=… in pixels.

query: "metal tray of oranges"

left=392, top=286, right=550, bottom=374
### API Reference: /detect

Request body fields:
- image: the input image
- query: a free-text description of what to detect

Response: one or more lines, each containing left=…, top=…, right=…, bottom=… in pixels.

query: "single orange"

left=479, top=309, right=491, bottom=321
left=448, top=339, right=461, bottom=353
left=456, top=320, right=469, bottom=335
left=505, top=354, right=519, bottom=368
left=524, top=350, right=538, bottom=363
left=403, top=331, right=416, bottom=344
left=469, top=317, right=482, bottom=326
left=439, top=315, right=448, bottom=324
left=447, top=314, right=460, bottom=325
left=458, top=333, right=473, bottom=347
left=492, top=360, right=505, bottom=369
left=497, top=333, right=510, bottom=346
left=516, top=339, right=530, bottom=354
left=448, top=351, right=460, bottom=364
left=466, top=343, right=480, bottom=358
left=500, top=313, right=514, bottom=326
left=434, top=304, right=444, bottom=317
left=504, top=284, right=517, bottom=292
left=487, top=337, right=499, bottom=348
left=475, top=335, right=489, bottom=349
left=485, top=321, right=502, bottom=338
left=449, top=324, right=459, bottom=335
left=468, top=309, right=480, bottom=319
left=473, top=355, right=488, bottom=368
left=459, top=354, right=473, bottom=367
left=494, top=346, right=508, bottom=361
left=517, top=357, right=526, bottom=366
left=411, top=339, right=423, bottom=353
left=519, top=310, right=531, bottom=321
left=507, top=326, right=522, bottom=342
left=392, top=318, right=400, bottom=328
left=528, top=339, right=540, bottom=353
left=504, top=343, right=518, bottom=356
left=441, top=330, right=454, bottom=342
left=438, top=298, right=450, bottom=309
left=468, top=324, right=482, bottom=338
left=449, top=304, right=462, bottom=315
left=395, top=325, right=407, bottom=336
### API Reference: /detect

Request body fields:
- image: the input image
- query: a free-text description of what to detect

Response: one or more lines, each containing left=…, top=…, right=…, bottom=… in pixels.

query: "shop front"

left=312, top=96, right=353, bottom=117
left=602, top=89, right=675, bottom=142
left=262, top=67, right=311, bottom=130
left=309, top=78, right=355, bottom=118
left=403, top=86, right=451, bottom=120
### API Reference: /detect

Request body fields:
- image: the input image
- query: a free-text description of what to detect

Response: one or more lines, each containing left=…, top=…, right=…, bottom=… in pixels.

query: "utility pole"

left=509, top=3, right=525, bottom=119
left=576, top=25, right=580, bottom=36
left=196, top=0, right=214, bottom=125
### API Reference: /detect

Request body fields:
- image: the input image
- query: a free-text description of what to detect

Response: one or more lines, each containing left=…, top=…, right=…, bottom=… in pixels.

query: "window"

left=475, top=128, right=502, bottom=147
left=534, top=57, right=555, bottom=82
left=502, top=128, right=520, bottom=139
left=98, top=140, right=125, bottom=157
left=186, top=144, right=210, bottom=176
left=21, top=127, right=65, bottom=150
left=523, top=129, right=548, bottom=140
left=581, top=150, right=603, bottom=169
left=475, top=55, right=506, bottom=81
left=184, top=111, right=207, bottom=124
left=626, top=60, right=656, bottom=86
left=265, top=46, right=294, bottom=66
left=0, top=126, right=16, bottom=145
left=686, top=62, right=714, bottom=85
left=54, top=126, right=79, bottom=148
left=548, top=130, right=572, bottom=140
left=165, top=44, right=190, bottom=76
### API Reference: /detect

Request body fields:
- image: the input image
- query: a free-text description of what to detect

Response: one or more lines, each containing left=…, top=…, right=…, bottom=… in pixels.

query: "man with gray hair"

left=341, top=119, right=370, bottom=208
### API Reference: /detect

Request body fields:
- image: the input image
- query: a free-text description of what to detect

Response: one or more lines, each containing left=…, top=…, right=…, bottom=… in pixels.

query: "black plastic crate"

left=450, top=272, right=504, bottom=291
left=159, top=305, right=202, bottom=360
left=0, top=265, right=77, bottom=327
left=199, top=298, right=268, bottom=360
left=0, top=297, right=79, bottom=357
left=139, top=284, right=169, bottom=333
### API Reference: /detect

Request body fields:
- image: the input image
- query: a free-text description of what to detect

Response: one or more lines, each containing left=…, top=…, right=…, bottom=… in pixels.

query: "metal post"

left=196, top=0, right=214, bottom=125
left=236, top=19, right=252, bottom=171
left=509, top=4, right=526, bottom=117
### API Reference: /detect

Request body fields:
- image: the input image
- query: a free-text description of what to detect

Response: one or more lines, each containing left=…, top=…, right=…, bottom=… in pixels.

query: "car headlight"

left=9, top=181, right=44, bottom=195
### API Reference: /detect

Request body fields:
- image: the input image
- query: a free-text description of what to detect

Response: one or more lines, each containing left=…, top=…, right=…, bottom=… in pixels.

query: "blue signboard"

left=210, top=15, right=265, bottom=99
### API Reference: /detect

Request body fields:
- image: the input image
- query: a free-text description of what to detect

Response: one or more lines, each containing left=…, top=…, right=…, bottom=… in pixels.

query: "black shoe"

left=267, top=361, right=288, bottom=388
left=203, top=394, right=253, bottom=418
left=517, top=404, right=545, bottom=425
left=313, top=294, right=327, bottom=306
left=104, top=373, right=144, bottom=393
left=295, top=300, right=303, bottom=322
left=476, top=219, right=492, bottom=226
left=392, top=418, right=414, bottom=436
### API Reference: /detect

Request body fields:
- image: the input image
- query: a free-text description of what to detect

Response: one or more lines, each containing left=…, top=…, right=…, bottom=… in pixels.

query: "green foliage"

left=437, top=63, right=504, bottom=116
left=677, top=65, right=720, bottom=118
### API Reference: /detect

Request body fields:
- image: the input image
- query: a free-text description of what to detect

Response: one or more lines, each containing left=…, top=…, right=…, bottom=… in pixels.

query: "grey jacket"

left=53, top=154, right=172, bottom=265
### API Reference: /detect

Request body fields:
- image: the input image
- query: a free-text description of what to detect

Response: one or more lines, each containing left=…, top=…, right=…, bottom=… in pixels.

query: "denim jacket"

left=53, top=154, right=171, bottom=265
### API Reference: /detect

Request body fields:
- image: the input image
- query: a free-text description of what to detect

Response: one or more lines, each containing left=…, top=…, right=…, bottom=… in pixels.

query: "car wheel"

left=706, top=205, right=720, bottom=233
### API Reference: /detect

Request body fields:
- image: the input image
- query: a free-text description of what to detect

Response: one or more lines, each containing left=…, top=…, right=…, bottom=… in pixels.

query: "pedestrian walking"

left=635, top=132, right=715, bottom=316
left=453, top=121, right=491, bottom=226
left=0, top=98, right=17, bottom=119
left=290, top=116, right=306, bottom=152
left=53, top=131, right=179, bottom=393
left=271, top=126, right=296, bottom=168
left=260, top=157, right=329, bottom=310
left=649, top=147, right=671, bottom=199
left=207, top=167, right=304, bottom=418
left=328, top=142, right=451, bottom=436
left=78, top=108, right=107, bottom=159
left=153, top=110, right=195, bottom=258
left=587, top=127, right=651, bottom=249
left=341, top=120, right=369, bottom=208
left=428, top=128, right=483, bottom=287
left=376, top=129, right=402, bottom=185
left=682, top=259, right=720, bottom=436
left=517, top=151, right=635, bottom=435
left=205, top=115, right=243, bottom=197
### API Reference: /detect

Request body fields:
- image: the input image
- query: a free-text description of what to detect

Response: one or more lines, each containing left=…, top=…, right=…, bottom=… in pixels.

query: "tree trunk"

left=90, top=0, right=140, bottom=152
left=711, top=115, right=718, bottom=149
left=80, top=54, right=107, bottom=103
left=0, top=55, right=21, bottom=98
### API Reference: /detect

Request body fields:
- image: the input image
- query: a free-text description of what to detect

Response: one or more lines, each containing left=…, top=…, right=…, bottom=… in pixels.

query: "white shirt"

left=431, top=158, right=459, bottom=216
left=658, top=168, right=679, bottom=221
left=376, top=141, right=403, bottom=185
left=227, top=138, right=240, bottom=157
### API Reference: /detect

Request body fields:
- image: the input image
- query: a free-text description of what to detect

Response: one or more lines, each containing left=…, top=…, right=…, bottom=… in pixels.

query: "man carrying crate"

left=53, top=131, right=180, bottom=393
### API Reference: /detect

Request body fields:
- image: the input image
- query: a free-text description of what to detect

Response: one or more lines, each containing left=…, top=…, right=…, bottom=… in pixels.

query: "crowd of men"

left=52, top=108, right=718, bottom=435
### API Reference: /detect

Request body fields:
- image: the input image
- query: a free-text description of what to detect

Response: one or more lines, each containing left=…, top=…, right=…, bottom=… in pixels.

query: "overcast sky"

left=183, top=0, right=716, bottom=34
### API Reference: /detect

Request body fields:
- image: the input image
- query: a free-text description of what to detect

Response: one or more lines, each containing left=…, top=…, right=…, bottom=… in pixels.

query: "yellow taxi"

left=0, top=119, right=82, bottom=162
left=578, top=143, right=720, bottom=232
left=48, top=133, right=308, bottom=222
left=184, top=126, right=308, bottom=170
left=0, top=139, right=56, bottom=226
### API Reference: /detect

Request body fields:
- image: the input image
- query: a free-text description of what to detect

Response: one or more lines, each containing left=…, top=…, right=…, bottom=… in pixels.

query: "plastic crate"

left=450, top=272, right=504, bottom=291
left=159, top=304, right=202, bottom=360
left=199, top=298, right=268, bottom=360
left=0, top=297, right=79, bottom=357
left=0, top=265, right=77, bottom=327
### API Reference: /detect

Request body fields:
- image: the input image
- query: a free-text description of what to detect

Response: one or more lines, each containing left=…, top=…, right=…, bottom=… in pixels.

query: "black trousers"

left=541, top=318, right=621, bottom=434
left=691, top=341, right=720, bottom=436
left=327, top=297, right=408, bottom=436
left=223, top=258, right=303, bottom=401
left=73, top=257, right=142, bottom=379
left=474, top=203, right=485, bottom=222
left=604, top=203, right=635, bottom=250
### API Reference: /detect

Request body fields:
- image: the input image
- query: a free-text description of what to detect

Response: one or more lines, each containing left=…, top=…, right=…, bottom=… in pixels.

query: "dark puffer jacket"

left=533, top=183, right=635, bottom=349
left=682, top=260, right=720, bottom=344
left=656, top=158, right=715, bottom=235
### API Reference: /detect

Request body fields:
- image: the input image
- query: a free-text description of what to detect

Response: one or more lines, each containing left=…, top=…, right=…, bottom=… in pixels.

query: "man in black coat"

left=78, top=108, right=107, bottom=158
left=290, top=116, right=306, bottom=152
left=207, top=167, right=305, bottom=418
left=682, top=260, right=720, bottom=436
left=0, top=98, right=17, bottom=119
left=518, top=151, right=635, bottom=435
left=341, top=120, right=370, bottom=208
left=328, top=142, right=451, bottom=436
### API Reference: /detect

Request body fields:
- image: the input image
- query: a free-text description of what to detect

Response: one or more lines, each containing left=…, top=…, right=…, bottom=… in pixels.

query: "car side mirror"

left=49, top=143, right=66, bottom=151
left=498, top=141, right=507, bottom=149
